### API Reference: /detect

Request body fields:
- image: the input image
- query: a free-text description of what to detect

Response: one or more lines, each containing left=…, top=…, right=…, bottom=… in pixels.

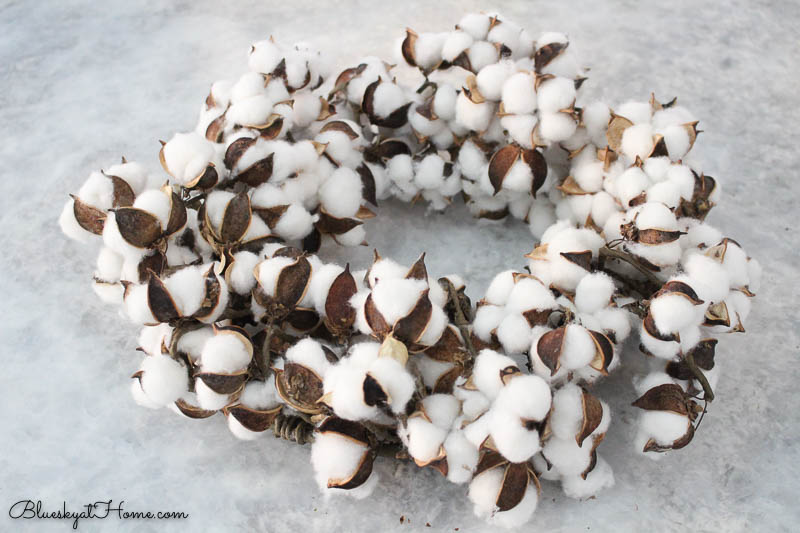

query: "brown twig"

left=599, top=246, right=663, bottom=295
left=442, top=279, right=477, bottom=359
left=683, top=350, right=715, bottom=402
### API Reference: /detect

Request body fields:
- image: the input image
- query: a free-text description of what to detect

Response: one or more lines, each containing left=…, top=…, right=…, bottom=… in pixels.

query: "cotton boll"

left=255, top=256, right=294, bottom=296
left=566, top=195, right=593, bottom=225
left=324, top=366, right=378, bottom=421
left=404, top=416, right=448, bottom=463
left=575, top=273, right=615, bottom=314
left=582, top=102, right=610, bottom=139
left=476, top=61, right=515, bottom=101
left=415, top=154, right=446, bottom=190
left=467, top=41, right=499, bottom=72
left=176, top=327, right=213, bottom=362
left=496, top=375, right=552, bottom=422
left=615, top=101, right=651, bottom=124
left=550, top=384, right=583, bottom=440
left=561, top=456, right=614, bottom=499
left=442, top=30, right=474, bottom=61
left=506, top=277, right=557, bottom=313
left=719, top=241, right=749, bottom=287
left=643, top=156, right=671, bottom=183
left=496, top=313, right=533, bottom=354
left=274, top=204, right=315, bottom=241
left=661, top=125, right=691, bottom=160
left=458, top=13, right=491, bottom=40
left=501, top=114, right=537, bottom=149
left=491, top=484, right=538, bottom=528
left=537, top=77, right=576, bottom=113
left=248, top=39, right=283, bottom=73
left=561, top=325, right=596, bottom=370
left=161, top=132, right=218, bottom=186
left=311, top=431, right=370, bottom=490
left=163, top=265, right=206, bottom=316
left=528, top=201, right=557, bottom=238
left=370, top=278, right=427, bottom=324
left=367, top=357, right=415, bottom=414
left=444, top=431, right=479, bottom=484
left=650, top=293, right=699, bottom=335
left=587, top=191, right=617, bottom=228
left=484, top=270, right=516, bottom=306
left=138, top=324, right=172, bottom=356
left=501, top=72, right=537, bottom=115
left=468, top=467, right=503, bottom=516
left=667, top=164, right=696, bottom=200
left=639, top=322, right=680, bottom=360
left=640, top=410, right=691, bottom=446
left=418, top=305, right=448, bottom=346
left=77, top=171, right=115, bottom=209
left=413, top=32, right=446, bottom=70
left=194, top=378, right=229, bottom=411
left=621, top=123, right=655, bottom=160
left=372, top=82, right=407, bottom=119
left=286, top=338, right=332, bottom=378
left=315, top=130, right=360, bottom=168
left=686, top=223, right=723, bottom=249
left=125, top=283, right=155, bottom=324
left=95, top=246, right=123, bottom=283
left=422, top=394, right=460, bottom=429
left=684, top=253, right=730, bottom=302
left=225, top=251, right=258, bottom=295
left=201, top=332, right=252, bottom=373
left=307, top=263, right=345, bottom=315
left=59, top=199, right=93, bottom=243
left=647, top=181, right=681, bottom=208
left=455, top=92, right=495, bottom=132
left=319, top=167, right=363, bottom=218
left=542, top=437, right=592, bottom=477
left=473, top=304, right=505, bottom=341
left=367, top=258, right=407, bottom=287
left=131, top=379, right=161, bottom=409
left=490, top=408, right=541, bottom=463
left=634, top=371, right=675, bottom=396
left=139, top=354, right=188, bottom=406
left=473, top=349, right=518, bottom=400
left=595, top=307, right=632, bottom=342
left=636, top=201, right=678, bottom=230
left=539, top=112, right=577, bottom=142
left=616, top=167, right=650, bottom=207
left=415, top=355, right=454, bottom=390
left=350, top=290, right=370, bottom=335
left=572, top=161, right=604, bottom=193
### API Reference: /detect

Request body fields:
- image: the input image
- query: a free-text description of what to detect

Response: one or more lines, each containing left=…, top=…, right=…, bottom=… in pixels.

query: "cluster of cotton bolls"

left=60, top=10, right=763, bottom=530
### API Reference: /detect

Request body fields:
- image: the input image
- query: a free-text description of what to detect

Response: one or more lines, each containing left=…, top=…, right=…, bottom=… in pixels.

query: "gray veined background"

left=1, top=0, right=798, bottom=531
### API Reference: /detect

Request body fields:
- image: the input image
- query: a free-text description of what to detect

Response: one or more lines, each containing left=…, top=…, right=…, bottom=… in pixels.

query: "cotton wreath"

left=60, top=12, right=760, bottom=528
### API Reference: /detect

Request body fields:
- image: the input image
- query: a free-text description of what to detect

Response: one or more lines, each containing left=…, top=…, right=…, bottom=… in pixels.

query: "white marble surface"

left=1, top=0, right=798, bottom=531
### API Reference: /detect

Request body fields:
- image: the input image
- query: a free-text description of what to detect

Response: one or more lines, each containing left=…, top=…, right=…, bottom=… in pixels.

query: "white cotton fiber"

left=255, top=256, right=295, bottom=295
left=472, top=349, right=518, bottom=400
left=239, top=376, right=280, bottom=410
left=490, top=408, right=541, bottom=463
left=539, top=112, right=577, bottom=141
left=616, top=167, right=650, bottom=207
left=472, top=304, right=505, bottom=341
left=201, top=332, right=252, bottom=373
left=248, top=39, right=283, bottom=74
left=647, top=180, right=681, bottom=208
left=370, top=278, right=427, bottom=324
left=502, top=159, right=534, bottom=192
left=582, top=102, right=610, bottom=138
left=320, top=167, right=363, bottom=218
left=442, top=30, right=474, bottom=61
left=537, top=77, right=576, bottom=113
left=444, top=431, right=479, bottom=484
left=225, top=251, right=259, bottom=294
left=575, top=272, right=614, bottom=314
left=286, top=338, right=332, bottom=377
left=643, top=156, right=672, bottom=182
left=484, top=270, right=516, bottom=306
left=323, top=363, right=377, bottom=421
left=684, top=252, right=730, bottom=302
left=131, top=379, right=161, bottom=409
left=662, top=125, right=691, bottom=160
left=59, top=199, right=93, bottom=243
left=415, top=154, right=446, bottom=189
left=650, top=293, right=699, bottom=335
left=458, top=13, right=491, bottom=40
left=542, top=436, right=592, bottom=477
left=501, top=72, right=537, bottom=114
left=573, top=161, right=604, bottom=193
left=497, top=313, right=533, bottom=354
left=372, top=82, right=406, bottom=118
left=621, top=123, right=654, bottom=160
left=367, top=357, right=415, bottom=413
left=615, top=101, right=651, bottom=124
left=639, top=323, right=680, bottom=360
left=468, top=467, right=503, bottom=515
left=636, top=201, right=678, bottom=230
left=413, top=32, right=446, bottom=70
left=404, top=417, right=448, bottom=463
left=124, top=283, right=155, bottom=324
left=467, top=41, right=499, bottom=72
left=455, top=92, right=495, bottom=132
left=640, top=411, right=690, bottom=446
left=422, top=394, right=460, bottom=429
left=418, top=305, right=448, bottom=347
left=476, top=61, right=516, bottom=101
left=194, top=378, right=231, bottom=411
left=667, top=164, right=696, bottom=200
left=162, top=132, right=217, bottom=186
left=139, top=354, right=188, bottom=406
left=550, top=383, right=583, bottom=440
left=561, top=456, right=614, bottom=499
left=274, top=204, right=315, bottom=241
left=496, top=374, right=552, bottom=422
left=506, top=277, right=557, bottom=313
left=311, top=431, right=369, bottom=490
left=595, top=307, right=632, bottom=342
left=562, top=325, right=596, bottom=370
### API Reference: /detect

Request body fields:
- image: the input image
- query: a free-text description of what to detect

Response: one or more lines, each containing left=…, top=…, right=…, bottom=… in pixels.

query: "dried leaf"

left=253, top=205, right=289, bottom=228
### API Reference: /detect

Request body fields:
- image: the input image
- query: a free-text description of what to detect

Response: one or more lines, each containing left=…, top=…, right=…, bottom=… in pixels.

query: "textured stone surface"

left=0, top=1, right=798, bottom=531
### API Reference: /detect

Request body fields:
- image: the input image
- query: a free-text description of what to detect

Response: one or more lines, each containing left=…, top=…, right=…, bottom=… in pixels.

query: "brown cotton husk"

left=275, top=363, right=325, bottom=414
left=632, top=383, right=697, bottom=418
left=393, top=290, right=433, bottom=345
left=165, top=190, right=188, bottom=236
left=406, top=253, right=428, bottom=280
left=113, top=207, right=163, bottom=248
left=364, top=293, right=392, bottom=339
left=275, top=255, right=312, bottom=309
left=424, top=325, right=468, bottom=363
left=556, top=175, right=589, bottom=196
left=588, top=330, right=614, bottom=375
left=703, top=301, right=731, bottom=328
left=606, top=114, right=634, bottom=152
left=224, top=404, right=282, bottom=432
left=324, top=265, right=357, bottom=337
left=653, top=280, right=704, bottom=305
left=320, top=120, right=360, bottom=140
left=362, top=80, right=412, bottom=128
left=147, top=273, right=180, bottom=322
left=253, top=204, right=289, bottom=228
left=104, top=172, right=136, bottom=207
left=356, top=164, right=378, bottom=206
left=537, top=326, right=565, bottom=375
left=560, top=250, right=592, bottom=271
left=534, top=41, right=568, bottom=72
left=666, top=338, right=718, bottom=380
left=400, top=28, right=418, bottom=67
left=316, top=210, right=363, bottom=235
left=192, top=266, right=224, bottom=320
left=643, top=313, right=679, bottom=342
left=174, top=398, right=218, bottom=419
left=70, top=195, right=107, bottom=235
left=237, top=153, right=274, bottom=187
left=224, top=137, right=257, bottom=170
left=577, top=389, right=603, bottom=446
left=286, top=308, right=320, bottom=332
left=195, top=370, right=248, bottom=395
left=205, top=114, right=226, bottom=142
left=216, top=192, right=252, bottom=244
